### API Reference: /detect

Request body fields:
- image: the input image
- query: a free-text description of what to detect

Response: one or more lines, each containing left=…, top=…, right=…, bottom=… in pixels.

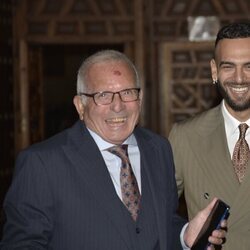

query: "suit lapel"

left=135, top=129, right=168, bottom=250
left=189, top=106, right=250, bottom=226
left=189, top=106, right=239, bottom=202
left=62, top=122, right=131, bottom=249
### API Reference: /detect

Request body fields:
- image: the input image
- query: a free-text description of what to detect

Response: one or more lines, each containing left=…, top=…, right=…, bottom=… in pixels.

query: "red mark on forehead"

left=113, top=70, right=121, bottom=76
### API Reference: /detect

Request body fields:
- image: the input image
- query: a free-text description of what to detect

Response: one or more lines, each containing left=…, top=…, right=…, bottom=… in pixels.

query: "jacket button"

left=136, top=227, right=140, bottom=234
left=204, top=193, right=209, bottom=199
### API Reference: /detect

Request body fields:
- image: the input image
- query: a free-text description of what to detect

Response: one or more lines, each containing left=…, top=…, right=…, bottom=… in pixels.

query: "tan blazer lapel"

left=189, top=106, right=239, bottom=201
left=194, top=106, right=250, bottom=227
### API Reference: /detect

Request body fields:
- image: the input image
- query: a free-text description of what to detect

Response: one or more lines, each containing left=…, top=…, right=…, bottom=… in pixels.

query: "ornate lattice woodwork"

left=152, top=0, right=250, bottom=41
left=13, top=0, right=250, bottom=143
left=159, top=41, right=221, bottom=137
left=13, top=0, right=145, bottom=149
left=19, top=0, right=136, bottom=43
left=144, top=0, right=249, bottom=133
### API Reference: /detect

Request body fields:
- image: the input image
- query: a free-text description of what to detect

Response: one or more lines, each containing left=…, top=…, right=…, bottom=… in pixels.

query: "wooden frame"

left=14, top=0, right=145, bottom=151
left=159, top=41, right=217, bottom=137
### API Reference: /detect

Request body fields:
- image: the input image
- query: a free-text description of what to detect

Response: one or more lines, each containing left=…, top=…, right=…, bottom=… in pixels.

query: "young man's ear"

left=210, top=59, right=218, bottom=84
left=73, top=95, right=84, bottom=120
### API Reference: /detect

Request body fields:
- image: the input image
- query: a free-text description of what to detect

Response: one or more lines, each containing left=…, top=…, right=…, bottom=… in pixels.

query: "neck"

left=225, top=103, right=250, bottom=122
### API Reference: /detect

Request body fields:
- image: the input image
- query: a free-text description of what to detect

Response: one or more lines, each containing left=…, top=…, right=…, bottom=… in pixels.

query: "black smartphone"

left=191, top=199, right=230, bottom=250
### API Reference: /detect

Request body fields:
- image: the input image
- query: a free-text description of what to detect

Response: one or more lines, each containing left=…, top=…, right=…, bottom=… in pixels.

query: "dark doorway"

left=42, top=44, right=123, bottom=139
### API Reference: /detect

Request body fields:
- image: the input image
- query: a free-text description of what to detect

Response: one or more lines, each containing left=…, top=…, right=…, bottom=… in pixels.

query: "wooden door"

left=159, top=41, right=221, bottom=137
left=17, top=42, right=44, bottom=150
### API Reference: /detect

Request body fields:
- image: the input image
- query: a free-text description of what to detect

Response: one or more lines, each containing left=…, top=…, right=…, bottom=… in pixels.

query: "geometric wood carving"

left=159, top=41, right=221, bottom=137
left=152, top=0, right=250, bottom=40
left=24, top=0, right=135, bottom=41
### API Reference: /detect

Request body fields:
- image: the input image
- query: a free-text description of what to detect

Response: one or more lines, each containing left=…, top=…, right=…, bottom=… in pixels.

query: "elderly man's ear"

left=73, top=95, right=84, bottom=120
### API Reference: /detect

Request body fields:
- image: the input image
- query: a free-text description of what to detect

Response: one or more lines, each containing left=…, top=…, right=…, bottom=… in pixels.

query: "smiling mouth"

left=106, top=117, right=127, bottom=124
left=230, top=86, right=249, bottom=94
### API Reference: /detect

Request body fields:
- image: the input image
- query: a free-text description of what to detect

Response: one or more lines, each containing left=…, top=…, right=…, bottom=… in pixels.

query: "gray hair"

left=76, top=50, right=140, bottom=103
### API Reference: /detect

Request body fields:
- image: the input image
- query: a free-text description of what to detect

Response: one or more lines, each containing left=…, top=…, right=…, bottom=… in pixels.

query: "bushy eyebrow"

left=219, top=61, right=235, bottom=67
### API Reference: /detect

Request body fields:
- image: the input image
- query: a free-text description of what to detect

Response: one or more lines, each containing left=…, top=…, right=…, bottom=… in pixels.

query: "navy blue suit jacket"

left=1, top=121, right=185, bottom=249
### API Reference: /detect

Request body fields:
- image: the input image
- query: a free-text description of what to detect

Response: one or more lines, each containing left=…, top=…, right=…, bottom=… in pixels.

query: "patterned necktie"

left=107, top=144, right=141, bottom=221
left=232, top=123, right=249, bottom=183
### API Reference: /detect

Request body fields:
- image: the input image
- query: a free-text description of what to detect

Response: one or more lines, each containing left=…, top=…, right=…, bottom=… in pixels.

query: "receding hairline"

left=80, top=50, right=135, bottom=70
left=77, top=50, right=140, bottom=93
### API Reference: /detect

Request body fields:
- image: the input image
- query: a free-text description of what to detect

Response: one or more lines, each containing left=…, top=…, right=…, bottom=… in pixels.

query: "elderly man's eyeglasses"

left=79, top=88, right=141, bottom=105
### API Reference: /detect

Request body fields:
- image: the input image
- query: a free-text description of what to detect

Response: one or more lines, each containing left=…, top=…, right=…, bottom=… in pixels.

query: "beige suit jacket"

left=169, top=104, right=250, bottom=250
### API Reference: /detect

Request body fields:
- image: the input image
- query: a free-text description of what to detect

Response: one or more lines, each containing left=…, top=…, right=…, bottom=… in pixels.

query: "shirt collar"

left=221, top=100, right=250, bottom=136
left=87, top=128, right=137, bottom=151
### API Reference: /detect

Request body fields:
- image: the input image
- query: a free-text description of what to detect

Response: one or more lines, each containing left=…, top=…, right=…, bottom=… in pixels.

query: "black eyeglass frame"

left=78, top=88, right=141, bottom=105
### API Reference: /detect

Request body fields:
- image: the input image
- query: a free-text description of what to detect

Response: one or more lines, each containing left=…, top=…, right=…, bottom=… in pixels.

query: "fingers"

left=208, top=228, right=227, bottom=246
left=212, top=228, right=226, bottom=238
left=184, top=198, right=227, bottom=248
left=220, top=219, right=227, bottom=229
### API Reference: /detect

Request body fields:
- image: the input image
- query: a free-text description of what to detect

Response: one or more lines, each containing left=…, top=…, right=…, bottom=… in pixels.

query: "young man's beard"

left=216, top=80, right=250, bottom=112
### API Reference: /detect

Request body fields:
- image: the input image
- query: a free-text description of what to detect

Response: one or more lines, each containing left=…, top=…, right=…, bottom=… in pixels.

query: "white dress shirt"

left=221, top=100, right=250, bottom=157
left=88, top=128, right=141, bottom=199
left=88, top=128, right=188, bottom=249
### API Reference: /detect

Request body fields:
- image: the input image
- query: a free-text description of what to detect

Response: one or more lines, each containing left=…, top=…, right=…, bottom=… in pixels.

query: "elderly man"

left=1, top=50, right=225, bottom=249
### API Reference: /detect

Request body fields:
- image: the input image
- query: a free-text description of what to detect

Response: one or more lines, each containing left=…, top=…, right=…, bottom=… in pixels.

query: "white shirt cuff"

left=180, top=223, right=190, bottom=250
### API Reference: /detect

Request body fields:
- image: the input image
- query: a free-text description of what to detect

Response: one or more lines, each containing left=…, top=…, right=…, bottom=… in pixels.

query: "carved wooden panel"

left=13, top=0, right=249, bottom=138
left=159, top=41, right=221, bottom=137
left=14, top=0, right=145, bottom=149
left=145, top=0, right=249, bottom=132
left=152, top=0, right=250, bottom=40
left=19, top=0, right=136, bottom=43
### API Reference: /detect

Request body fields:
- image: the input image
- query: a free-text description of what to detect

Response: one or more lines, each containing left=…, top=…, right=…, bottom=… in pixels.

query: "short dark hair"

left=215, top=22, right=250, bottom=47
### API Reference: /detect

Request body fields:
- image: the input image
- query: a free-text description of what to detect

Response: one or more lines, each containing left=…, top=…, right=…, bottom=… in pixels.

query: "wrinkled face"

left=74, top=60, right=142, bottom=145
left=211, top=38, right=250, bottom=119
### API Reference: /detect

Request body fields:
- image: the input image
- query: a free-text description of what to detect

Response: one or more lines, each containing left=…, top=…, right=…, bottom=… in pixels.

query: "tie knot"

left=239, top=123, right=248, bottom=138
left=107, top=144, right=128, bottom=160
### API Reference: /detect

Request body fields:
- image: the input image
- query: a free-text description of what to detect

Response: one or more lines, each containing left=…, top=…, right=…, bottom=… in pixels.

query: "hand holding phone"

left=191, top=199, right=230, bottom=250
